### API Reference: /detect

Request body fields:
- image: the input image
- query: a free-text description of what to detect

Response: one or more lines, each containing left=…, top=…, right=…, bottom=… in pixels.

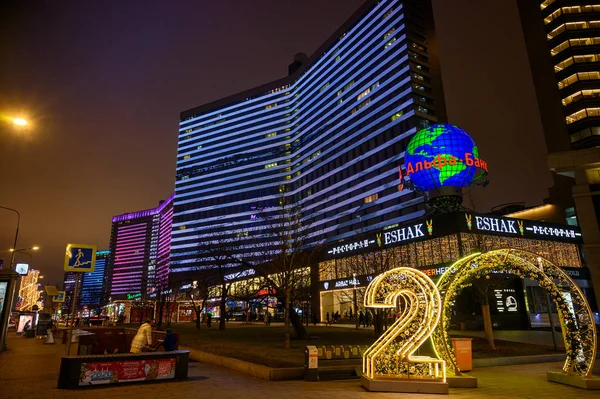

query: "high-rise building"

left=518, top=0, right=600, bottom=309
left=62, top=271, right=79, bottom=314
left=540, top=0, right=600, bottom=146
left=107, top=194, right=174, bottom=301
left=80, top=250, right=109, bottom=309
left=171, top=0, right=442, bottom=281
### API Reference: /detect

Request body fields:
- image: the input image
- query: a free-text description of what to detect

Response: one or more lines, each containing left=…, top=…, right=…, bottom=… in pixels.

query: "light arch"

left=431, top=248, right=597, bottom=378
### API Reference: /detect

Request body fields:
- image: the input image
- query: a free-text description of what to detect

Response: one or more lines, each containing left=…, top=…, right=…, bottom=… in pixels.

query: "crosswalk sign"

left=64, top=243, right=97, bottom=272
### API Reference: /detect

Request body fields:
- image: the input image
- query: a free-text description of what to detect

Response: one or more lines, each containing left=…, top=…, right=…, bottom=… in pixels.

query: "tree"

left=471, top=274, right=512, bottom=350
left=180, top=269, right=218, bottom=329
left=255, top=197, right=321, bottom=349
left=155, top=287, right=178, bottom=330
left=331, top=243, right=397, bottom=337
left=196, top=237, right=253, bottom=330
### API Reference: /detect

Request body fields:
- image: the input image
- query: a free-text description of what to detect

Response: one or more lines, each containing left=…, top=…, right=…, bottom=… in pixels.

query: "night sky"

left=0, top=0, right=553, bottom=285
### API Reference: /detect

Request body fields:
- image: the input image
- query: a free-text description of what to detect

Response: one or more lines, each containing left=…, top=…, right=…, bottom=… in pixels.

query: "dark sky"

left=0, top=0, right=365, bottom=284
left=0, top=0, right=553, bottom=285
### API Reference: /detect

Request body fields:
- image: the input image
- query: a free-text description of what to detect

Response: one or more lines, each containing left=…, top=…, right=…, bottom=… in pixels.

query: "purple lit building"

left=107, top=194, right=174, bottom=301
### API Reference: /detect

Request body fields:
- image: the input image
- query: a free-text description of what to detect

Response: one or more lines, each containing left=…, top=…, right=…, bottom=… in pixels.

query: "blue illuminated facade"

left=171, top=0, right=442, bottom=279
left=80, top=250, right=109, bottom=308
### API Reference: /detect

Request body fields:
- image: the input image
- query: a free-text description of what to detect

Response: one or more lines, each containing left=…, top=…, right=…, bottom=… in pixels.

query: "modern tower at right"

left=541, top=0, right=600, bottom=144
left=520, top=0, right=600, bottom=309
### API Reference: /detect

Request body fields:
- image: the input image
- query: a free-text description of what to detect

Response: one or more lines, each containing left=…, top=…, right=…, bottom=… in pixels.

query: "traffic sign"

left=53, top=291, right=65, bottom=303
left=64, top=244, right=97, bottom=272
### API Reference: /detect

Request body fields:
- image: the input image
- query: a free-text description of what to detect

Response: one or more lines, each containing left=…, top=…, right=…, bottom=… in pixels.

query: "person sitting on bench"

left=163, top=328, right=177, bottom=351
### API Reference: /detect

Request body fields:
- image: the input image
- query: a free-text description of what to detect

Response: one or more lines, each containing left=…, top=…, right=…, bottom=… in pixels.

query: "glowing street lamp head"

left=32, top=246, right=40, bottom=251
left=12, top=118, right=27, bottom=126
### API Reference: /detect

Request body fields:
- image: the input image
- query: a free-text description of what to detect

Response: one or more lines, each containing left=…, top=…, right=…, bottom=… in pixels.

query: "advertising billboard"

left=79, top=358, right=176, bottom=385
left=15, top=263, right=29, bottom=276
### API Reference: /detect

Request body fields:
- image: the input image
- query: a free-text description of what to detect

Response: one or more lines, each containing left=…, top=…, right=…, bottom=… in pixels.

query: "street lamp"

left=12, top=118, right=27, bottom=126
left=9, top=246, right=40, bottom=271
left=0, top=206, right=20, bottom=271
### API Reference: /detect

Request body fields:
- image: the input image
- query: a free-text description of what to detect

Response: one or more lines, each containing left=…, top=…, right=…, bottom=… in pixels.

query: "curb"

left=183, top=346, right=599, bottom=381
left=472, top=354, right=565, bottom=368
left=182, top=346, right=303, bottom=381
left=473, top=352, right=600, bottom=368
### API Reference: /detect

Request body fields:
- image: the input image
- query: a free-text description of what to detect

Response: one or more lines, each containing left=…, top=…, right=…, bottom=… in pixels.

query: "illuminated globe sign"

left=403, top=124, right=488, bottom=192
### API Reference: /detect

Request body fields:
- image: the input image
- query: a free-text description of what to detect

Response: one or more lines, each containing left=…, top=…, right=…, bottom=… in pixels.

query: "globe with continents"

left=404, top=124, right=487, bottom=192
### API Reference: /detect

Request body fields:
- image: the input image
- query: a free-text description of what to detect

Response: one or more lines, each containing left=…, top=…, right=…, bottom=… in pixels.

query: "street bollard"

left=304, top=345, right=319, bottom=381
left=45, top=330, right=55, bottom=344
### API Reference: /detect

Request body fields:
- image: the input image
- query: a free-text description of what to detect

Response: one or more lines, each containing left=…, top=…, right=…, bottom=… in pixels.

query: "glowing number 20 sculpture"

left=363, top=267, right=446, bottom=382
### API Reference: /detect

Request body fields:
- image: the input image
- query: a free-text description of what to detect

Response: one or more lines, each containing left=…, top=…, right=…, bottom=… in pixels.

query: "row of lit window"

left=179, top=18, right=404, bottom=147
left=547, top=21, right=600, bottom=40
left=364, top=193, right=379, bottom=204
left=557, top=71, right=600, bottom=90
left=566, top=107, right=600, bottom=124
left=540, top=0, right=556, bottom=10
left=554, top=54, right=600, bottom=72
left=550, top=37, right=600, bottom=56
left=180, top=4, right=399, bottom=129
left=544, top=5, right=600, bottom=25
left=562, top=89, right=600, bottom=106
left=570, top=126, right=600, bottom=143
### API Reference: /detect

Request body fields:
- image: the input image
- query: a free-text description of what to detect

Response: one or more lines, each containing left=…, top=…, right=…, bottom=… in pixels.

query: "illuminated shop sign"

left=473, top=216, right=519, bottom=235
left=405, top=153, right=488, bottom=177
left=321, top=275, right=373, bottom=291
left=465, top=213, right=582, bottom=243
left=494, top=288, right=518, bottom=313
left=420, top=266, right=454, bottom=278
left=328, top=239, right=376, bottom=256
left=326, top=211, right=582, bottom=260
left=127, top=293, right=141, bottom=300
left=383, top=222, right=430, bottom=245
left=525, top=225, right=581, bottom=239
left=562, top=267, right=590, bottom=280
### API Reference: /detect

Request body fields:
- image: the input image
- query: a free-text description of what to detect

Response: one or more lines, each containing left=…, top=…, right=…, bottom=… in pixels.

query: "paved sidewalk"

left=1, top=331, right=599, bottom=398
left=452, top=329, right=567, bottom=349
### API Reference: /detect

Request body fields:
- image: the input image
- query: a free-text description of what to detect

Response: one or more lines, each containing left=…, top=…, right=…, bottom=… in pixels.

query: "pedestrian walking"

left=207, top=313, right=212, bottom=328
left=326, top=312, right=330, bottom=326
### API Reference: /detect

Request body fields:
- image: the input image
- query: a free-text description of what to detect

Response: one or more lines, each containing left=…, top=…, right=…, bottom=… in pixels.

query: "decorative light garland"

left=432, top=248, right=597, bottom=378
left=363, top=267, right=446, bottom=381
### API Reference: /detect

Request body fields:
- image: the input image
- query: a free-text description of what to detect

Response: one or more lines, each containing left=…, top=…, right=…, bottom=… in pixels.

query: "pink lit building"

left=107, top=194, right=174, bottom=301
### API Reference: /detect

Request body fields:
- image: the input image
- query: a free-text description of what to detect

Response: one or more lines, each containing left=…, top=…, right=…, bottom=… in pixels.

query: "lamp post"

left=0, top=206, right=20, bottom=351
left=0, top=244, right=39, bottom=351
left=0, top=206, right=20, bottom=271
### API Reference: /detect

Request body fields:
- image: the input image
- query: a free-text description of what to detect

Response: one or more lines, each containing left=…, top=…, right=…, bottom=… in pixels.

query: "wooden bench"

left=58, top=350, right=189, bottom=389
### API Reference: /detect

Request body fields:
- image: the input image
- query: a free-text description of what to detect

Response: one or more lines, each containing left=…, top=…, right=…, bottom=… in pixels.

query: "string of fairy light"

left=432, top=249, right=596, bottom=378
left=360, top=248, right=596, bottom=383
left=363, top=267, right=445, bottom=381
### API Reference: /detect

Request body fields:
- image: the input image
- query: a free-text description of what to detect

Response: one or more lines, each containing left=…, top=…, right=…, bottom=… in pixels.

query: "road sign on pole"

left=64, top=244, right=97, bottom=272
